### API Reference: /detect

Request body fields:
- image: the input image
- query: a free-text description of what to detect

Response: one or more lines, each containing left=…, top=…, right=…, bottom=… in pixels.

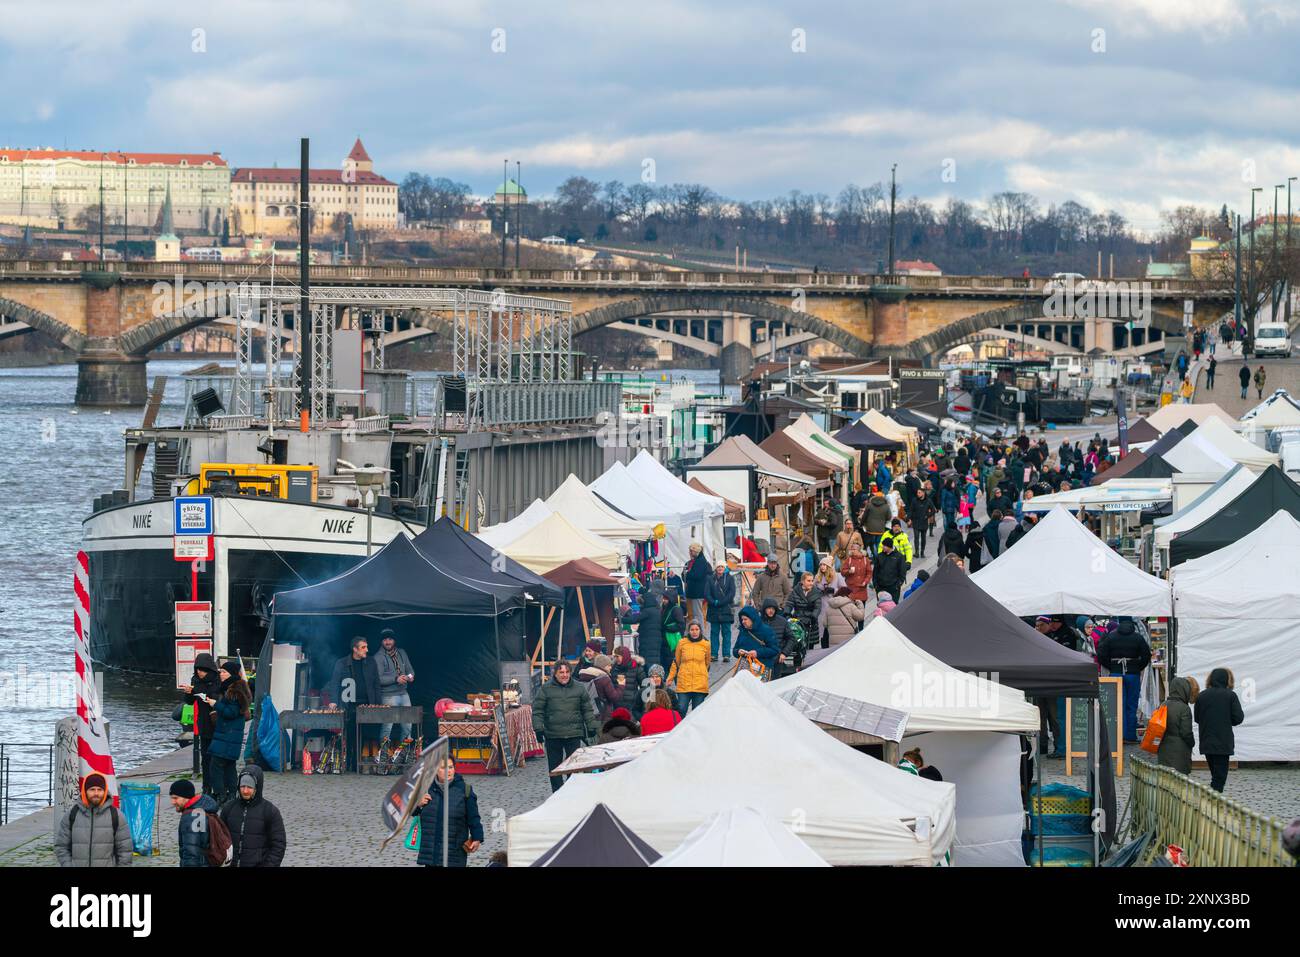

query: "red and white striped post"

left=73, top=551, right=118, bottom=802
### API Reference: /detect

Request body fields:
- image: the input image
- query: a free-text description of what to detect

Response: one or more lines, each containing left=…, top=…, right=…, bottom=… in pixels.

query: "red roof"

left=347, top=138, right=371, bottom=163
left=0, top=149, right=226, bottom=167
left=232, top=167, right=395, bottom=187
left=896, top=259, right=941, bottom=272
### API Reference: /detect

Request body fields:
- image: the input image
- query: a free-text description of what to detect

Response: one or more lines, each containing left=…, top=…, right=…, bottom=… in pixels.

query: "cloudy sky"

left=2, top=0, right=1298, bottom=233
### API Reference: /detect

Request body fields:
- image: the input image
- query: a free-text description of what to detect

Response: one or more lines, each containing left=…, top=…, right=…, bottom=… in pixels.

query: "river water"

left=0, top=359, right=729, bottom=819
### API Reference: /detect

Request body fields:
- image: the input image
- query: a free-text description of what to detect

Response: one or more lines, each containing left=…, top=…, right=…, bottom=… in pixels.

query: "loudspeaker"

left=443, top=376, right=467, bottom=413
left=193, top=387, right=224, bottom=418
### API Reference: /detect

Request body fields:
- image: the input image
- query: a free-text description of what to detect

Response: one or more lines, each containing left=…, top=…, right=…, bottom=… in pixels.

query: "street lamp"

left=341, top=461, right=393, bottom=556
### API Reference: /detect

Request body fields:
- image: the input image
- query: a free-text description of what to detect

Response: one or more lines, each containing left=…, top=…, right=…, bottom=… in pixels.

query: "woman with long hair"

left=206, top=658, right=252, bottom=806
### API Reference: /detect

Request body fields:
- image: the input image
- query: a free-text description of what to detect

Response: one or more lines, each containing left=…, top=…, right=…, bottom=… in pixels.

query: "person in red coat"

left=840, top=541, right=872, bottom=602
left=639, top=689, right=683, bottom=735
left=739, top=536, right=763, bottom=563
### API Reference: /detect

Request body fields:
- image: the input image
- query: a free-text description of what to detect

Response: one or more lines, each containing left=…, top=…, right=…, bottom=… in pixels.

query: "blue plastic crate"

left=1030, top=812, right=1093, bottom=836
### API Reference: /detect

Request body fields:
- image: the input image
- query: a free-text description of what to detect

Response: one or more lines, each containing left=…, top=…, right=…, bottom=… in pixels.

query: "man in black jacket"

left=1097, top=618, right=1152, bottom=743
left=181, top=652, right=223, bottom=796
left=761, top=598, right=800, bottom=677
left=329, top=637, right=383, bottom=771
left=681, top=544, right=712, bottom=626
left=220, top=764, right=286, bottom=867
left=907, top=488, right=931, bottom=557
left=872, top=539, right=907, bottom=605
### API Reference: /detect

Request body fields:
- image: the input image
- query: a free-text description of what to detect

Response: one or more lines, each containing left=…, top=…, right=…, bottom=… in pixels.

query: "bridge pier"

left=719, top=341, right=754, bottom=384
left=75, top=349, right=147, bottom=406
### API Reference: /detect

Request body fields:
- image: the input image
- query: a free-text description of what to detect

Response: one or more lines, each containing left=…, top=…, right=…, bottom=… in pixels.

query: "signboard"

left=1183, top=299, right=1194, bottom=329
left=173, top=535, right=213, bottom=561
left=1065, top=676, right=1123, bottom=777
left=174, top=496, right=213, bottom=536
left=175, top=601, right=213, bottom=638
left=1116, top=384, right=1129, bottom=456
left=493, top=704, right=515, bottom=776
left=898, top=369, right=947, bottom=379
left=174, top=637, right=213, bottom=690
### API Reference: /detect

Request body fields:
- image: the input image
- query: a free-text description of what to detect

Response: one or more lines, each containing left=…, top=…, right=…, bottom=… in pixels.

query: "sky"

left=2, top=0, right=1299, bottom=234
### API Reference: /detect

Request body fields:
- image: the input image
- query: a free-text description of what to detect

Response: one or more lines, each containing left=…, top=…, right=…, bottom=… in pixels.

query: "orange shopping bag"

left=1139, top=704, right=1167, bottom=753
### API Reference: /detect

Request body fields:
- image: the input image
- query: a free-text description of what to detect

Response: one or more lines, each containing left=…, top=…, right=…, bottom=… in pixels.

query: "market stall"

left=770, top=617, right=1039, bottom=866
left=1152, top=465, right=1255, bottom=568
left=652, top=807, right=830, bottom=867
left=540, top=557, right=621, bottom=661
left=1142, top=401, right=1236, bottom=436
left=1167, top=465, right=1300, bottom=566
left=1186, top=416, right=1279, bottom=470
left=531, top=803, right=661, bottom=867
left=591, top=460, right=722, bottom=567
left=476, top=499, right=554, bottom=551
left=507, top=672, right=957, bottom=867
left=495, top=511, right=623, bottom=575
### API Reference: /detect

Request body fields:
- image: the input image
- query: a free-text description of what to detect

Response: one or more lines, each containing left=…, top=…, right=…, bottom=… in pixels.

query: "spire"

left=347, top=137, right=371, bottom=163
left=159, top=182, right=176, bottom=237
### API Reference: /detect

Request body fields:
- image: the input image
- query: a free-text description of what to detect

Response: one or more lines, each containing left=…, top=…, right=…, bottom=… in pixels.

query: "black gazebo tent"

left=1168, top=464, right=1300, bottom=566
left=412, top=517, right=564, bottom=606
left=888, top=561, right=1116, bottom=854
left=531, top=803, right=661, bottom=867
left=834, top=418, right=905, bottom=452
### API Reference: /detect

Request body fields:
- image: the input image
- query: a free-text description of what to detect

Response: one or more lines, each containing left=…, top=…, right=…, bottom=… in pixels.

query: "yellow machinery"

left=188, top=463, right=319, bottom=503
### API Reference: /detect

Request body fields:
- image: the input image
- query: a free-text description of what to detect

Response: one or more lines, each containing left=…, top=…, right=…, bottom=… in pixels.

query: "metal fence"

left=1125, top=758, right=1293, bottom=867
left=0, top=743, right=55, bottom=825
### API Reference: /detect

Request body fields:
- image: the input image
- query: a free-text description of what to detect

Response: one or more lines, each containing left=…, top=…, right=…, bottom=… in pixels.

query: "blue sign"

left=174, top=496, right=214, bottom=535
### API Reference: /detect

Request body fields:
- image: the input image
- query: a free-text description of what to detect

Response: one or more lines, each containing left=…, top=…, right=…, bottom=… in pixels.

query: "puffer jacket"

left=219, top=764, right=286, bottom=867
left=1156, top=677, right=1196, bottom=775
left=54, top=782, right=135, bottom=867
left=667, top=634, right=711, bottom=694
left=681, top=553, right=712, bottom=600
left=1195, top=669, right=1244, bottom=756
left=860, top=495, right=892, bottom=536
left=761, top=602, right=799, bottom=676
left=840, top=553, right=872, bottom=602
left=611, top=656, right=647, bottom=715
left=750, top=568, right=791, bottom=608
left=1097, top=620, right=1151, bottom=675
left=596, top=715, right=641, bottom=744
left=732, top=606, right=780, bottom=666
left=209, top=678, right=250, bottom=761
left=783, top=584, right=820, bottom=636
left=705, top=571, right=737, bottom=624
left=417, top=777, right=483, bottom=867
left=622, top=601, right=664, bottom=671
left=825, top=595, right=865, bottom=645
left=178, top=794, right=221, bottom=867
left=532, top=674, right=598, bottom=741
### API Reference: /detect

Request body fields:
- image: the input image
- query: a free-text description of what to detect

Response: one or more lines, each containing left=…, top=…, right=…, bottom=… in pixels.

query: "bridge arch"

left=0, top=297, right=85, bottom=352
left=571, top=294, right=874, bottom=356
left=904, top=301, right=1043, bottom=364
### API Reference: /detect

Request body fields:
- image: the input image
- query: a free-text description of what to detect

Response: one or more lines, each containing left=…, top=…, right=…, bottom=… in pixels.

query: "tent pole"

left=1093, top=697, right=1101, bottom=865
left=1035, top=731, right=1044, bottom=868
left=577, top=587, right=591, bottom=645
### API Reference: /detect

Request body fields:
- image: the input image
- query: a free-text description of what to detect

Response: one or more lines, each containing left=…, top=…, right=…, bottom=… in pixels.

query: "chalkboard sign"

left=494, top=704, right=515, bottom=776
left=1066, top=677, right=1123, bottom=777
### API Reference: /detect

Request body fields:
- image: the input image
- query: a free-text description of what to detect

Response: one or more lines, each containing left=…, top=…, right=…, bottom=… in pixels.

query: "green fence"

left=1126, top=759, right=1292, bottom=867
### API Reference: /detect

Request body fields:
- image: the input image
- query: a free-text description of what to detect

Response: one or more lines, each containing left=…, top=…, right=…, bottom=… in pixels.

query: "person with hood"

left=180, top=651, right=222, bottom=796
left=374, top=628, right=415, bottom=745
left=871, top=537, right=907, bottom=606
left=576, top=653, right=622, bottom=723
left=937, top=522, right=966, bottom=563
left=596, top=707, right=641, bottom=744
left=840, top=541, right=872, bottom=602
left=983, top=510, right=1005, bottom=561
left=533, top=660, right=598, bottom=791
left=55, top=772, right=134, bottom=867
left=761, top=598, right=801, bottom=677
left=902, top=569, right=929, bottom=601
left=907, top=487, right=932, bottom=557
left=825, top=586, right=865, bottom=645
left=666, top=619, right=711, bottom=713
left=220, top=764, right=286, bottom=867
left=1096, top=617, right=1152, bottom=743
left=783, top=571, right=821, bottom=651
left=1195, top=668, right=1245, bottom=793
left=751, top=556, right=791, bottom=607
left=681, top=543, right=712, bottom=625
left=204, top=658, right=252, bottom=803
left=873, top=592, right=897, bottom=617
left=858, top=489, right=892, bottom=556
left=732, top=605, right=781, bottom=675
left=416, top=757, right=483, bottom=867
left=705, top=561, right=737, bottom=662
left=169, top=779, right=221, bottom=868
left=640, top=663, right=679, bottom=715
left=640, top=689, right=683, bottom=735
left=622, top=595, right=664, bottom=672
left=1156, top=676, right=1199, bottom=776
left=610, top=645, right=647, bottom=717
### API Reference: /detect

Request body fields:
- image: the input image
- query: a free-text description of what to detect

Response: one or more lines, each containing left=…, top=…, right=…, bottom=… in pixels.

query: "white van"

left=1255, top=322, right=1292, bottom=357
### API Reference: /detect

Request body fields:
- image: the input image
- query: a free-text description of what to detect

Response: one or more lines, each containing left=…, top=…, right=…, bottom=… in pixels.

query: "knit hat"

left=169, top=779, right=196, bottom=799
left=648, top=664, right=665, bottom=679
left=593, top=653, right=612, bottom=671
left=610, top=707, right=633, bottom=723
left=239, top=770, right=258, bottom=791
left=877, top=592, right=893, bottom=603
left=84, top=773, right=107, bottom=793
left=221, top=658, right=242, bottom=676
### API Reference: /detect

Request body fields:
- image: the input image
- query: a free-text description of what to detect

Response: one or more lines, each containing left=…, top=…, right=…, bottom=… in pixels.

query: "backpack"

left=785, top=616, right=808, bottom=654
left=206, top=812, right=233, bottom=867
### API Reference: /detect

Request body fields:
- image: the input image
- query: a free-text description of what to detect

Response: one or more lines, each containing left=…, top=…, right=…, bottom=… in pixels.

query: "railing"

left=0, top=742, right=55, bottom=825
left=0, top=259, right=1234, bottom=295
left=477, top=380, right=621, bottom=427
left=1125, top=758, right=1293, bottom=866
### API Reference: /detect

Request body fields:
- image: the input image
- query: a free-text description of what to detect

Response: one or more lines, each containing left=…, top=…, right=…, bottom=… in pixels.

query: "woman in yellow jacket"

left=667, top=620, right=712, bottom=714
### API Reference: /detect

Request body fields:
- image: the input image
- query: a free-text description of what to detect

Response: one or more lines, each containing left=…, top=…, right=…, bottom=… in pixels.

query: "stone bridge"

left=0, top=260, right=1233, bottom=404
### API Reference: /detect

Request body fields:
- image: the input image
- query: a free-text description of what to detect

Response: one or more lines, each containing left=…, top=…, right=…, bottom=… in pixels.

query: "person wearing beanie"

left=219, top=764, right=286, bottom=867
left=204, top=658, right=253, bottom=804
left=576, top=652, right=621, bottom=722
left=873, top=593, right=897, bottom=617
left=640, top=662, right=678, bottom=714
left=180, top=651, right=223, bottom=797
left=374, top=629, right=415, bottom=746
left=55, top=772, right=134, bottom=867
left=169, top=778, right=221, bottom=867
left=902, top=569, right=930, bottom=601
left=610, top=645, right=647, bottom=717
left=596, top=706, right=641, bottom=744
left=532, top=661, right=598, bottom=792
left=667, top=619, right=711, bottom=712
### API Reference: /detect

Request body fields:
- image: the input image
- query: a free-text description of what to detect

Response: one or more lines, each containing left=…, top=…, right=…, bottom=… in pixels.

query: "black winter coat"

left=965, top=528, right=986, bottom=571
left=220, top=765, right=286, bottom=867
left=1194, top=670, right=1244, bottom=756
left=783, top=585, right=820, bottom=632
left=185, top=665, right=223, bottom=739
left=328, top=654, right=382, bottom=708
left=872, top=550, right=907, bottom=599
left=611, top=659, right=647, bottom=715
left=596, top=715, right=641, bottom=744
left=682, top=554, right=712, bottom=599
left=1097, top=622, right=1151, bottom=674
left=417, top=777, right=483, bottom=867
left=705, top=572, right=736, bottom=624
left=623, top=602, right=665, bottom=671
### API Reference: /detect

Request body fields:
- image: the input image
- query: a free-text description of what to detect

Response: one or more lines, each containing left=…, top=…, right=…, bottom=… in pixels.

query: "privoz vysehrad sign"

left=173, top=496, right=213, bottom=535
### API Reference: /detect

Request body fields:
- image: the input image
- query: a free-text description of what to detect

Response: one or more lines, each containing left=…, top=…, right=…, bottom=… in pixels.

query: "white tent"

left=507, top=671, right=956, bottom=866
left=861, top=408, right=918, bottom=446
left=499, top=511, right=623, bottom=574
left=652, top=807, right=831, bottom=867
left=591, top=461, right=721, bottom=567
left=1144, top=402, right=1236, bottom=435
left=1239, top=389, right=1300, bottom=427
left=1153, top=465, right=1255, bottom=550
left=1160, top=430, right=1236, bottom=476
left=786, top=413, right=856, bottom=506
left=1171, top=510, right=1300, bottom=760
left=769, top=617, right=1037, bottom=867
left=1021, top=478, right=1172, bottom=514
left=546, top=473, right=658, bottom=544
left=626, top=450, right=727, bottom=527
left=1191, top=416, right=1279, bottom=470
left=971, top=507, right=1172, bottom=617
left=476, top=499, right=554, bottom=550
